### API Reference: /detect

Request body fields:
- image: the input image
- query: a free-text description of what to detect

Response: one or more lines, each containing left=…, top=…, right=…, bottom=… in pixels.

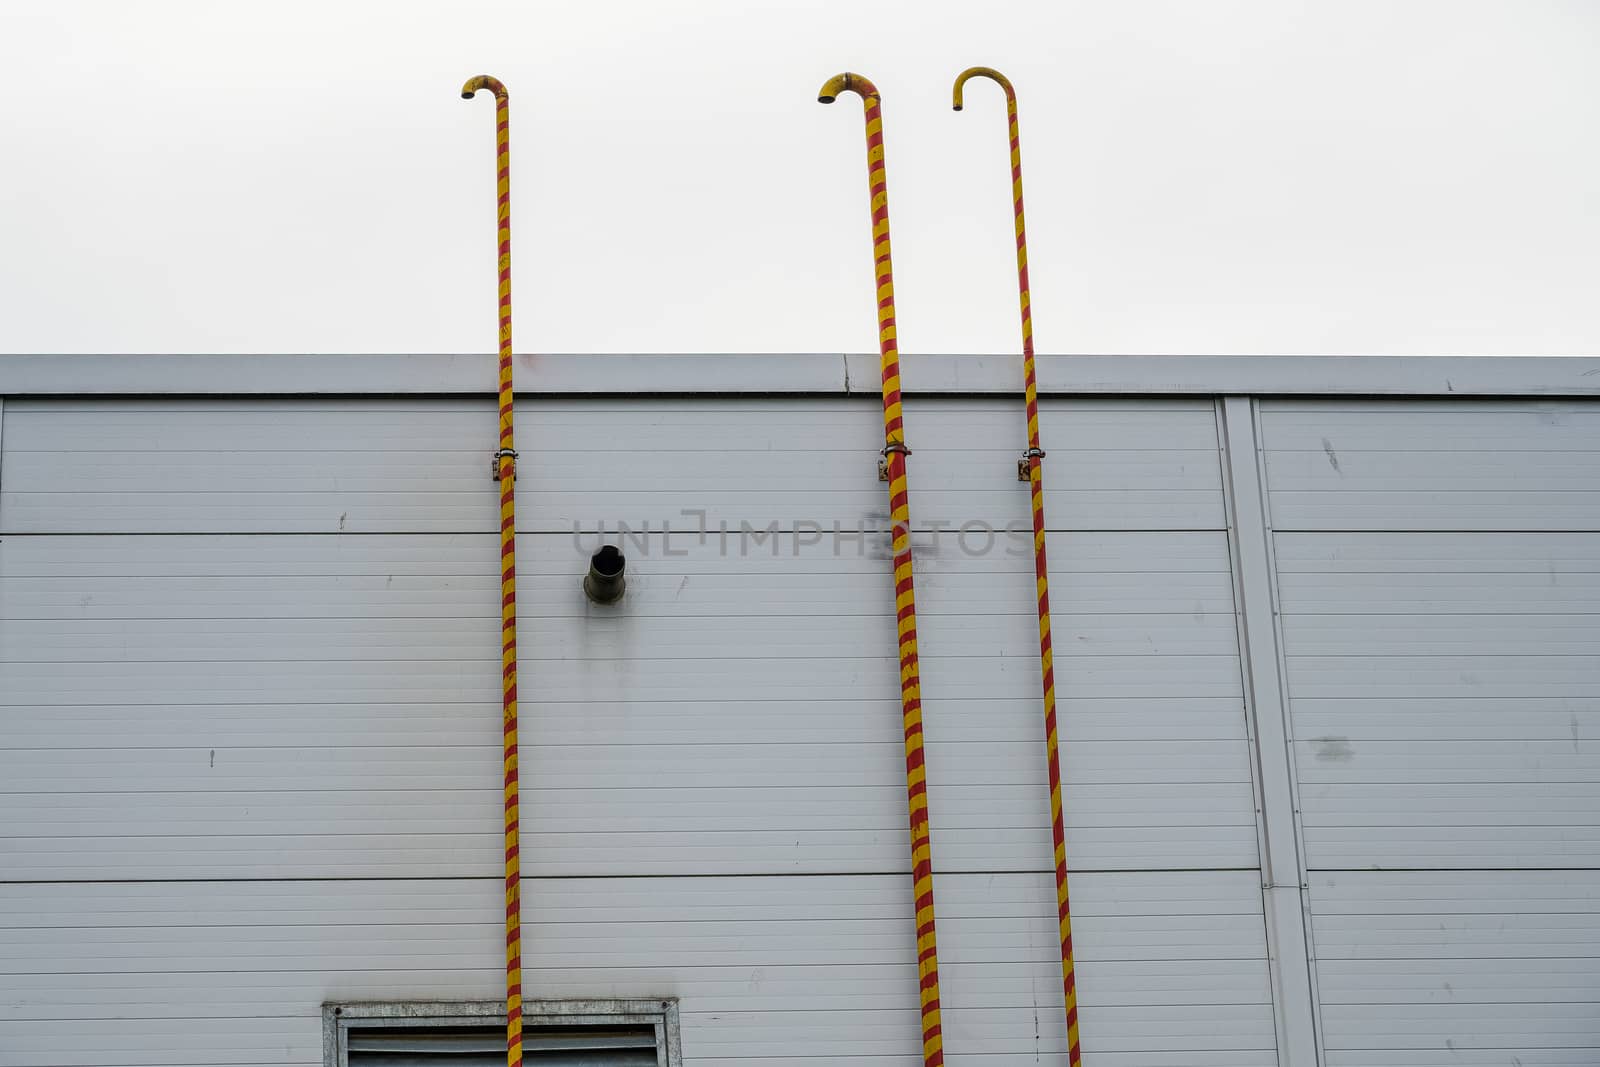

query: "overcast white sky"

left=2, top=0, right=1597, bottom=356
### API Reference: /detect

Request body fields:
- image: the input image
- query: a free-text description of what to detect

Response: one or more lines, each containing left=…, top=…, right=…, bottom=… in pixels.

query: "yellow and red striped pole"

left=461, top=73, right=523, bottom=1067
left=953, top=67, right=1081, bottom=1065
left=818, top=72, right=944, bottom=1067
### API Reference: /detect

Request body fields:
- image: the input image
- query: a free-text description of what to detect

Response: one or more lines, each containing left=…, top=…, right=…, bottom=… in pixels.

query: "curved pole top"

left=460, top=74, right=507, bottom=101
left=817, top=72, right=880, bottom=105
left=951, top=66, right=1014, bottom=110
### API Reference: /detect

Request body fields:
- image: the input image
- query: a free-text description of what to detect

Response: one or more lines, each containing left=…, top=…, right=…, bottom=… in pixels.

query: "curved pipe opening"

left=951, top=65, right=1014, bottom=111
left=460, top=74, right=508, bottom=101
left=817, top=72, right=879, bottom=105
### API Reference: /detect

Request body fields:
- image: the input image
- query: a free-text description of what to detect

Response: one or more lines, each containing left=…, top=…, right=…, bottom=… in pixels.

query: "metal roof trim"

left=2, top=352, right=1598, bottom=397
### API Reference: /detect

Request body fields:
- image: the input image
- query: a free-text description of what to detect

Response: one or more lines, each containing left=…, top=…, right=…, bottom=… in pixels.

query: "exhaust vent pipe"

left=583, top=545, right=627, bottom=604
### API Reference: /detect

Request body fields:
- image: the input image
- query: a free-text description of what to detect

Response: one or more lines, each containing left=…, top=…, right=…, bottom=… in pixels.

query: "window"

left=323, top=1001, right=681, bottom=1066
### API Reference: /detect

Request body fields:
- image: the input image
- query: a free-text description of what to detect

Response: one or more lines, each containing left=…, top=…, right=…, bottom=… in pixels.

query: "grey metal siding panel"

left=1274, top=530, right=1600, bottom=871
left=0, top=873, right=1274, bottom=1063
left=0, top=528, right=1254, bottom=880
left=0, top=398, right=1223, bottom=534
left=1311, top=871, right=1600, bottom=1061
left=1260, top=399, right=1600, bottom=1061
left=0, top=393, right=1267, bottom=1064
left=1260, top=399, right=1600, bottom=531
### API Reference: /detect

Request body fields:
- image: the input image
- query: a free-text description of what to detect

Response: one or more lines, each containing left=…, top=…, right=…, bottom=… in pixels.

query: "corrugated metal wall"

left=1258, top=400, right=1600, bottom=1064
left=0, top=384, right=1594, bottom=1064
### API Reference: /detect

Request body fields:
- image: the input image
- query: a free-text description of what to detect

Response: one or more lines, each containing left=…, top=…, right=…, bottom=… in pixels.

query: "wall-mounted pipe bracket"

left=1018, top=447, right=1046, bottom=482
left=879, top=441, right=912, bottom=482
left=492, top=448, right=518, bottom=482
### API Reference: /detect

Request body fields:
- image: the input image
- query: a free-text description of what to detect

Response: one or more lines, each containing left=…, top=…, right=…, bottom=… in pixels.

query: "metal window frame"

left=321, top=999, right=682, bottom=1067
